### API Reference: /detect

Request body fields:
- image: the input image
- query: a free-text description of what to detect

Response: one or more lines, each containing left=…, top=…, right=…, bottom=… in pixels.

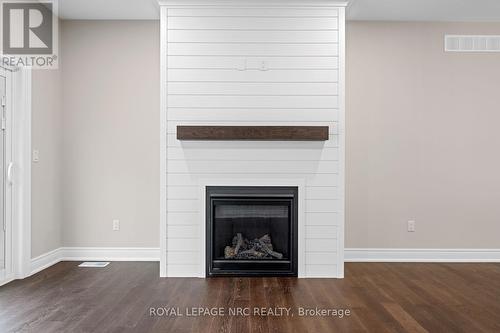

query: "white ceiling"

left=58, top=0, right=500, bottom=22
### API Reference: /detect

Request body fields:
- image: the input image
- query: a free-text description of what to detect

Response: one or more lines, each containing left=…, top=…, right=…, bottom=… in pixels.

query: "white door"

left=0, top=68, right=12, bottom=285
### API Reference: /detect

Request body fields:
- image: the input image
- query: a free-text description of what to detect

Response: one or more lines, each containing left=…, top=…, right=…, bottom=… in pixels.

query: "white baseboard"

left=28, top=247, right=500, bottom=278
left=345, top=248, right=500, bottom=262
left=30, top=247, right=160, bottom=276
left=0, top=277, right=15, bottom=287
left=30, top=248, right=63, bottom=275
left=60, top=247, right=161, bottom=262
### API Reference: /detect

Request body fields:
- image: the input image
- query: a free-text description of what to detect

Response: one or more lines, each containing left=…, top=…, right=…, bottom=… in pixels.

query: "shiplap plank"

left=167, top=174, right=200, bottom=187
left=305, top=212, right=339, bottom=225
left=168, top=30, right=338, bottom=43
left=167, top=133, right=339, bottom=148
left=168, top=95, right=338, bottom=108
left=168, top=57, right=338, bottom=70
left=305, top=252, right=338, bottom=265
left=167, top=43, right=338, bottom=56
left=167, top=212, right=200, bottom=225
left=167, top=225, right=199, bottom=238
left=305, top=199, right=340, bottom=212
left=167, top=199, right=199, bottom=212
left=168, top=82, right=337, bottom=95
left=305, top=264, right=337, bottom=277
left=167, top=147, right=339, bottom=161
left=168, top=17, right=338, bottom=30
left=305, top=186, right=338, bottom=199
left=166, top=264, right=200, bottom=276
left=167, top=69, right=338, bottom=82
left=305, top=239, right=337, bottom=252
left=167, top=252, right=200, bottom=265
left=306, top=225, right=337, bottom=239
left=168, top=160, right=338, bottom=174
left=167, top=225, right=199, bottom=239
left=166, top=239, right=200, bottom=251
left=168, top=186, right=199, bottom=199
left=167, top=8, right=339, bottom=17
left=167, top=109, right=338, bottom=122
left=167, top=173, right=339, bottom=187
left=305, top=175, right=338, bottom=187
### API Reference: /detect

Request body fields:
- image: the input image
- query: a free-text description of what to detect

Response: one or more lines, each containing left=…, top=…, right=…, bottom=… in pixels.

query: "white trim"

left=30, top=247, right=62, bottom=275
left=0, top=277, right=14, bottom=287
left=23, top=247, right=500, bottom=281
left=158, top=0, right=348, bottom=8
left=159, top=6, right=168, bottom=278
left=198, top=184, right=205, bottom=278
left=0, top=65, right=31, bottom=284
left=60, top=247, right=161, bottom=262
left=345, top=248, right=500, bottom=263
left=30, top=247, right=161, bottom=277
left=11, top=68, right=32, bottom=279
left=336, top=6, right=346, bottom=279
left=0, top=68, right=13, bottom=285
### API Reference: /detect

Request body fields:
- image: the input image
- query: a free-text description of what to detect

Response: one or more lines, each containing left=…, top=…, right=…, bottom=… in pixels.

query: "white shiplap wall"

left=160, top=0, right=345, bottom=278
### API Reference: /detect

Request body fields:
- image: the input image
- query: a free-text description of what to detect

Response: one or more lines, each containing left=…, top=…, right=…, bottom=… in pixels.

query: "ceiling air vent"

left=445, top=35, right=500, bottom=52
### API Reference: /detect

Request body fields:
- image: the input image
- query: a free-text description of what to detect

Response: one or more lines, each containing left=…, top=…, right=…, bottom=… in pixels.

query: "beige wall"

left=31, top=20, right=500, bottom=254
left=346, top=22, right=500, bottom=248
left=61, top=21, right=160, bottom=247
left=32, top=68, right=63, bottom=258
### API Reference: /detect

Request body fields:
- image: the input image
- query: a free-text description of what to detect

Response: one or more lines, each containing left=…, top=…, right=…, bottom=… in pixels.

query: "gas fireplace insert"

left=206, top=186, right=298, bottom=277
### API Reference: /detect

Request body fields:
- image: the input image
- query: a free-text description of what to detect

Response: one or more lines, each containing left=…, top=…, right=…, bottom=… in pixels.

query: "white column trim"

left=336, top=6, right=346, bottom=279
left=159, top=6, right=168, bottom=278
left=11, top=68, right=32, bottom=279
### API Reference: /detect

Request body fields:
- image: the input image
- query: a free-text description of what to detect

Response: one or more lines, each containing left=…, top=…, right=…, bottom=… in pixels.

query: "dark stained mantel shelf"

left=176, top=126, right=329, bottom=141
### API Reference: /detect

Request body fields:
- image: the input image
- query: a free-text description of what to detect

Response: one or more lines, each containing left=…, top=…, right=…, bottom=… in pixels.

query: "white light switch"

left=32, top=149, right=40, bottom=162
left=112, top=219, right=120, bottom=231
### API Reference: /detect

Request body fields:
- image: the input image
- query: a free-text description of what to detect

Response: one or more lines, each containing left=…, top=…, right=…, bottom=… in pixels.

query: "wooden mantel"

left=176, top=126, right=329, bottom=141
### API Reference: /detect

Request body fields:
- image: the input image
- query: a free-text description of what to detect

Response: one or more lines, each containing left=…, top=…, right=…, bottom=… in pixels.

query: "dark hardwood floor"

left=1, top=262, right=500, bottom=332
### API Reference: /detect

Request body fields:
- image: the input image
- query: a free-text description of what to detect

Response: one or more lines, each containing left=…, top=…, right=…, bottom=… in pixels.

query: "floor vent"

left=445, top=35, right=500, bottom=52
left=78, top=262, right=110, bottom=268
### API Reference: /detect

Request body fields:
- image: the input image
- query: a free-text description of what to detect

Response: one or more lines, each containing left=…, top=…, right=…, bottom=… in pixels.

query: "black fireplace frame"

left=206, top=186, right=298, bottom=277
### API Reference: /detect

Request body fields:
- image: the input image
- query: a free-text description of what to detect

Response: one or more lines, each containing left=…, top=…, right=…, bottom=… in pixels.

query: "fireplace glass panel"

left=213, top=202, right=291, bottom=260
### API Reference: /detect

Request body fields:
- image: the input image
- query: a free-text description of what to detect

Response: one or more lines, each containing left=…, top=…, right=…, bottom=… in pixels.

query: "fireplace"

left=206, top=186, right=298, bottom=277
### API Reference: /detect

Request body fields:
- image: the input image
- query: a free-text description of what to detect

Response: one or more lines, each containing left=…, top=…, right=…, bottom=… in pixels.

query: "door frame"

left=0, top=66, right=12, bottom=284
left=0, top=65, right=32, bottom=285
left=12, top=67, right=32, bottom=280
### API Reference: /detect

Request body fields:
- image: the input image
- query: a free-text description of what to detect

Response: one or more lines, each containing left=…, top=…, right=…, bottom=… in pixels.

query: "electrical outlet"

left=32, top=149, right=40, bottom=162
left=112, top=219, right=120, bottom=231
left=407, top=220, right=416, bottom=232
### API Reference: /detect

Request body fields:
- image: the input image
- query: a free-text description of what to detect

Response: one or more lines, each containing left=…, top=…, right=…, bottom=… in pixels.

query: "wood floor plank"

left=382, top=303, right=429, bottom=333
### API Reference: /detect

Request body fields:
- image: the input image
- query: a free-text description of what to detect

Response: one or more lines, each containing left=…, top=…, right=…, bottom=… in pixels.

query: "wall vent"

left=445, top=35, right=500, bottom=53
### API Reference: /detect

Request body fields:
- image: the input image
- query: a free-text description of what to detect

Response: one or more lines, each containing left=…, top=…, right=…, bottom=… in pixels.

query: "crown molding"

left=158, top=0, right=348, bottom=8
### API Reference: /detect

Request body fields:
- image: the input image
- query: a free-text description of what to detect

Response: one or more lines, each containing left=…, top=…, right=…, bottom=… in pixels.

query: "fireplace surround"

left=206, top=186, right=298, bottom=277
left=160, top=0, right=346, bottom=278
